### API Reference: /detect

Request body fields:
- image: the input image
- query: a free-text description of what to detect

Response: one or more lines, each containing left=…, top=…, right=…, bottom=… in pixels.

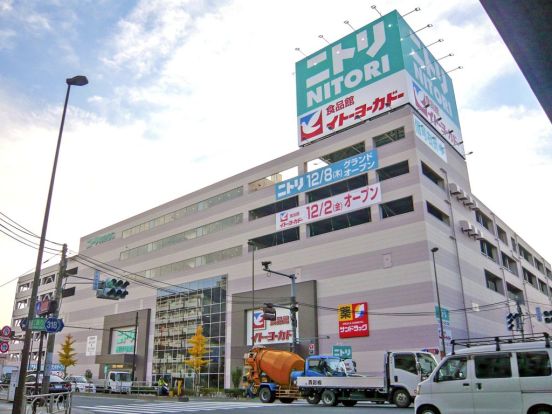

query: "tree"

left=231, top=366, right=242, bottom=389
left=84, top=369, right=93, bottom=381
left=58, top=334, right=77, bottom=375
left=184, top=325, right=209, bottom=395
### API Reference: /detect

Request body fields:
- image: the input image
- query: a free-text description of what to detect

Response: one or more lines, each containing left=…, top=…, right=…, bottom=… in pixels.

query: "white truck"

left=93, top=371, right=132, bottom=393
left=296, top=351, right=438, bottom=407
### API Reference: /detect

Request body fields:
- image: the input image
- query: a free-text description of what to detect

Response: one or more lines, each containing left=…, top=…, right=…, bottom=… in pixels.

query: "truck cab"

left=303, top=356, right=348, bottom=378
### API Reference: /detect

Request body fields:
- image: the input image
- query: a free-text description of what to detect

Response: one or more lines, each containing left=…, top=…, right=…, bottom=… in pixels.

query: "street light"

left=12, top=76, right=88, bottom=414
left=431, top=247, right=447, bottom=357
left=247, top=240, right=257, bottom=346
left=261, top=261, right=298, bottom=354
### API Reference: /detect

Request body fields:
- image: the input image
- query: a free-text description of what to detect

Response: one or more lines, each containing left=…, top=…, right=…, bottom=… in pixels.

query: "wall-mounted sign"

left=110, top=327, right=135, bottom=354
left=86, top=336, right=98, bottom=356
left=275, top=150, right=378, bottom=201
left=86, top=232, right=116, bottom=249
left=332, top=345, right=353, bottom=359
left=414, top=116, right=447, bottom=162
left=338, top=302, right=369, bottom=338
left=295, top=10, right=463, bottom=155
left=276, top=183, right=381, bottom=230
left=246, top=307, right=299, bottom=346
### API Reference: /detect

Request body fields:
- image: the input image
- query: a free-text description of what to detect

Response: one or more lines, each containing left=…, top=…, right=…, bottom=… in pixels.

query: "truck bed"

left=296, top=375, right=385, bottom=389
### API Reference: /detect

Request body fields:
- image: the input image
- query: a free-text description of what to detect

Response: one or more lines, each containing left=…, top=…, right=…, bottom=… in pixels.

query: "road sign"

left=0, top=341, right=9, bottom=353
left=308, top=342, right=315, bottom=355
left=332, top=345, right=352, bottom=359
left=30, top=318, right=46, bottom=332
left=536, top=307, right=543, bottom=322
left=45, top=318, right=64, bottom=333
left=1, top=325, right=12, bottom=338
left=20, top=318, right=28, bottom=331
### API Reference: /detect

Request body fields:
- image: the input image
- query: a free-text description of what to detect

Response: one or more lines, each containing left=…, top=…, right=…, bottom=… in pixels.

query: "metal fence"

left=25, top=391, right=72, bottom=414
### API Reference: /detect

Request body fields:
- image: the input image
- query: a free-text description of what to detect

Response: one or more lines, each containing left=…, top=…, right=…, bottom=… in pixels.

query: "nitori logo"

left=354, top=303, right=366, bottom=319
left=300, top=110, right=323, bottom=141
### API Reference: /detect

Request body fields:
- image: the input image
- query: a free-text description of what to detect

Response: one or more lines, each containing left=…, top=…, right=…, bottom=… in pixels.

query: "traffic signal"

left=506, top=312, right=518, bottom=331
left=96, top=278, right=129, bottom=300
left=544, top=310, right=552, bottom=324
left=262, top=304, right=277, bottom=321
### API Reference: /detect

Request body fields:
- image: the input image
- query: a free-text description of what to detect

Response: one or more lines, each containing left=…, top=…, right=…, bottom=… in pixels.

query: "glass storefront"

left=153, top=275, right=226, bottom=389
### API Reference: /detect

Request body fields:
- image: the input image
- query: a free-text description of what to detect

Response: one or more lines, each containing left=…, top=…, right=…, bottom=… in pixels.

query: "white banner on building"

left=246, top=307, right=299, bottom=346
left=86, top=336, right=97, bottom=356
left=276, top=183, right=381, bottom=230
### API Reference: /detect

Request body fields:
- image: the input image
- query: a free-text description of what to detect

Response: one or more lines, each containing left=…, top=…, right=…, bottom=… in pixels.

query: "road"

left=73, top=395, right=415, bottom=414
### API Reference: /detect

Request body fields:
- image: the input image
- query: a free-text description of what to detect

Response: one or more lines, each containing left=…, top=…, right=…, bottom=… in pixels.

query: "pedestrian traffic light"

left=96, top=278, right=129, bottom=300
left=544, top=310, right=552, bottom=324
left=263, top=304, right=277, bottom=321
left=506, top=312, right=518, bottom=331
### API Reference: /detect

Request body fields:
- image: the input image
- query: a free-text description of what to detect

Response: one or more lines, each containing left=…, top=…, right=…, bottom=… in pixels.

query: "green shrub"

left=224, top=388, right=244, bottom=398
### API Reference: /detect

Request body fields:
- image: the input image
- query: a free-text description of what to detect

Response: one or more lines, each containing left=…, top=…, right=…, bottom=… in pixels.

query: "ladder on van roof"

left=450, top=332, right=550, bottom=355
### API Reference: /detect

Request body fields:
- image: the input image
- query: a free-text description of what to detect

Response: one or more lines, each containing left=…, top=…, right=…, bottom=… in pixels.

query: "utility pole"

left=517, top=299, right=525, bottom=340
left=41, top=244, right=67, bottom=394
left=131, top=311, right=138, bottom=382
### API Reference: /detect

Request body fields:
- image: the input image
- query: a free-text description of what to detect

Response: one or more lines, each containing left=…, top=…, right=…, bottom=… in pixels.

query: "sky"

left=0, top=0, right=550, bottom=327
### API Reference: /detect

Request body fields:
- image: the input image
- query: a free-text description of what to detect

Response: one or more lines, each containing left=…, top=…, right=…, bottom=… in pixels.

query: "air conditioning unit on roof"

left=449, top=183, right=462, bottom=195
left=457, top=190, right=468, bottom=201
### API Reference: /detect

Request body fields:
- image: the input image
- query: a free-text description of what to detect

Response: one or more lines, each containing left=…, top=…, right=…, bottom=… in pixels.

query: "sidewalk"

left=0, top=399, right=91, bottom=414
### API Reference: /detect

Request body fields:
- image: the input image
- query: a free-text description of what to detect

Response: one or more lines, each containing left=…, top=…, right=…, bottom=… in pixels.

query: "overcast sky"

left=0, top=0, right=550, bottom=327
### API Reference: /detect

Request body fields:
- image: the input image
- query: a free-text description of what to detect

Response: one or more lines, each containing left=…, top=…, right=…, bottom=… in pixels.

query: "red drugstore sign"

left=338, top=302, right=369, bottom=338
left=276, top=183, right=381, bottom=230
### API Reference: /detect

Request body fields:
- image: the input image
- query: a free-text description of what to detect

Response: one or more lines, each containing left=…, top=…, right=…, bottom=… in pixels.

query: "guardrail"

left=25, top=391, right=72, bottom=414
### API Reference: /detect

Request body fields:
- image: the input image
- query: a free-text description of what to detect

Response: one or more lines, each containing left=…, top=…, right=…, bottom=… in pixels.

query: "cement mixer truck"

left=245, top=346, right=438, bottom=407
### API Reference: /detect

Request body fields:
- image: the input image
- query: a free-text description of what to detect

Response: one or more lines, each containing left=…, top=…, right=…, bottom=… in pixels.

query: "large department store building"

left=9, top=11, right=552, bottom=389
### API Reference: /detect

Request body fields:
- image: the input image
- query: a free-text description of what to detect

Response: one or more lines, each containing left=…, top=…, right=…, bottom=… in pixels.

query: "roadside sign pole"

left=34, top=331, right=45, bottom=394
left=41, top=244, right=67, bottom=394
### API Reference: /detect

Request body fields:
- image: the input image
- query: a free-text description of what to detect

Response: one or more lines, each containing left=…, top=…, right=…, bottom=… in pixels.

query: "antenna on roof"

left=371, top=5, right=382, bottom=17
left=343, top=20, right=355, bottom=31
left=426, top=38, right=444, bottom=48
left=402, top=7, right=421, bottom=17
left=446, top=66, right=463, bottom=74
left=294, top=47, right=306, bottom=57
left=318, top=34, right=330, bottom=44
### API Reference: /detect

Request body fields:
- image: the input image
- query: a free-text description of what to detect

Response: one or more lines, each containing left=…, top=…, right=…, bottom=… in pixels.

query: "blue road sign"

left=45, top=318, right=64, bottom=333
left=536, top=307, right=543, bottom=322
left=20, top=318, right=28, bottom=331
left=93, top=270, right=100, bottom=290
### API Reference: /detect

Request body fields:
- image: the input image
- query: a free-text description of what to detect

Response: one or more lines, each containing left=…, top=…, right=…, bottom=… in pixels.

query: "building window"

left=16, top=300, right=27, bottom=310
left=501, top=253, right=518, bottom=276
left=122, top=187, right=244, bottom=239
left=506, top=283, right=524, bottom=304
left=307, top=175, right=367, bottom=203
left=421, top=162, right=445, bottom=189
left=534, top=259, right=545, bottom=274
left=248, top=228, right=300, bottom=251
left=380, top=196, right=414, bottom=219
left=373, top=127, right=405, bottom=147
left=485, top=270, right=504, bottom=295
left=153, top=275, right=226, bottom=389
left=480, top=240, right=497, bottom=262
left=376, top=161, right=409, bottom=182
left=518, top=244, right=533, bottom=265
left=475, top=210, right=493, bottom=233
left=547, top=268, right=552, bottom=281
left=426, top=202, right=450, bottom=225
left=249, top=166, right=298, bottom=193
left=141, top=246, right=242, bottom=279
left=496, top=226, right=508, bottom=244
left=308, top=208, right=371, bottom=237
left=522, top=268, right=538, bottom=289
left=538, top=279, right=549, bottom=295
left=18, top=283, right=30, bottom=293
left=121, top=214, right=243, bottom=260
left=307, top=142, right=365, bottom=172
left=249, top=197, right=298, bottom=221
left=511, top=237, right=517, bottom=252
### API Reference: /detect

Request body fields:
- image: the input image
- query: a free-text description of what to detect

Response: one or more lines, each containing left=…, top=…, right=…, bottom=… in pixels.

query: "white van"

left=415, top=333, right=552, bottom=414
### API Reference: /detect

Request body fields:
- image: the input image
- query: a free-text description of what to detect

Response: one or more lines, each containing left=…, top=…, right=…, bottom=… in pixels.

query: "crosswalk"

left=76, top=400, right=298, bottom=413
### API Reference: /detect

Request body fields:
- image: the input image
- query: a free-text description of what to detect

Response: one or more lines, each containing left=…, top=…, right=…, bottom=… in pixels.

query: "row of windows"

left=122, top=187, right=243, bottom=239
left=485, top=268, right=549, bottom=300
left=120, top=214, right=243, bottom=260
left=140, top=246, right=242, bottom=279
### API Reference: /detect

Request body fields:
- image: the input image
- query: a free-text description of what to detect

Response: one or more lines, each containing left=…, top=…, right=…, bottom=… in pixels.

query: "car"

left=25, top=373, right=72, bottom=395
left=415, top=333, right=552, bottom=414
left=65, top=376, right=96, bottom=393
